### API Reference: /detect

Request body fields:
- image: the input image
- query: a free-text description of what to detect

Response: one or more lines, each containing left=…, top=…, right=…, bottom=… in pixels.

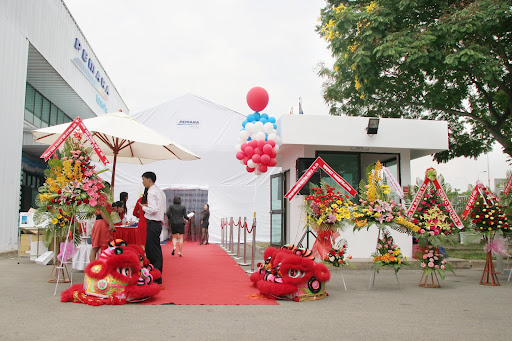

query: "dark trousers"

left=145, top=219, right=163, bottom=276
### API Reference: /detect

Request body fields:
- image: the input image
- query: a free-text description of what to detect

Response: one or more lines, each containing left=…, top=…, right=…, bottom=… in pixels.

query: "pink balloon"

left=246, top=166, right=255, bottom=173
left=270, top=148, right=277, bottom=158
left=236, top=152, right=245, bottom=160
left=244, top=146, right=254, bottom=157
left=242, top=157, right=249, bottom=165
left=246, top=87, right=269, bottom=112
left=260, top=154, right=270, bottom=165
left=266, top=139, right=276, bottom=148
left=257, top=139, right=266, bottom=149
left=262, top=144, right=273, bottom=155
left=268, top=158, right=277, bottom=167
left=241, top=142, right=248, bottom=151
left=258, top=164, right=268, bottom=173
left=254, top=147, right=262, bottom=156
left=252, top=154, right=261, bottom=164
left=248, top=140, right=258, bottom=148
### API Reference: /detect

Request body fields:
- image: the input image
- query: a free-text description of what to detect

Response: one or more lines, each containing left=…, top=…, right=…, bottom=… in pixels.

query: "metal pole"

left=247, top=214, right=256, bottom=274
left=236, top=217, right=241, bottom=258
left=220, top=218, right=224, bottom=248
left=239, top=217, right=250, bottom=266
left=229, top=217, right=234, bottom=254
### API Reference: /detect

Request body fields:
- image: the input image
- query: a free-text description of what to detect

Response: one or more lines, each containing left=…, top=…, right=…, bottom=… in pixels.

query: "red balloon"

left=246, top=166, right=255, bottom=173
left=260, top=154, right=271, bottom=165
left=266, top=139, right=276, bottom=148
left=248, top=140, right=258, bottom=148
left=246, top=87, right=269, bottom=112
left=257, top=139, right=266, bottom=149
left=262, top=144, right=273, bottom=155
left=254, top=147, right=262, bottom=156
left=244, top=146, right=254, bottom=157
left=236, top=152, right=245, bottom=160
left=241, top=142, right=248, bottom=151
left=252, top=154, right=261, bottom=164
left=268, top=158, right=277, bottom=167
left=242, top=157, right=249, bottom=165
left=258, top=164, right=268, bottom=173
left=270, top=148, right=277, bottom=158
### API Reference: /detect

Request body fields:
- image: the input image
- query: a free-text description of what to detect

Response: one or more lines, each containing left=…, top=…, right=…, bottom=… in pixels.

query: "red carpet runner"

left=141, top=242, right=277, bottom=305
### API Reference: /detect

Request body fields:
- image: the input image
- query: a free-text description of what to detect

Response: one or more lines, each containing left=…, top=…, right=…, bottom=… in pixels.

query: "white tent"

left=108, top=94, right=278, bottom=243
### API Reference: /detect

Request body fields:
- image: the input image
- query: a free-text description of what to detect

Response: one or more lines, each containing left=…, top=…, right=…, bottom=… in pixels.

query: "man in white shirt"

left=140, top=171, right=166, bottom=284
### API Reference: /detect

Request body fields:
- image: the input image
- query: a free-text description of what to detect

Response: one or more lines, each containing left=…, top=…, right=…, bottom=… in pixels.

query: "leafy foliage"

left=317, top=0, right=512, bottom=161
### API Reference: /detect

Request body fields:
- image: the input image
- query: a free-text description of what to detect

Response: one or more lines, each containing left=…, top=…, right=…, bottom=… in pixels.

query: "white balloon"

left=267, top=133, right=277, bottom=141
left=263, top=122, right=274, bottom=134
left=274, top=144, right=279, bottom=152
left=235, top=144, right=242, bottom=152
left=274, top=135, right=282, bottom=145
left=239, top=130, right=249, bottom=141
left=254, top=132, right=266, bottom=141
left=240, top=160, right=246, bottom=165
left=247, top=159, right=256, bottom=168
left=255, top=169, right=262, bottom=176
left=254, top=121, right=264, bottom=132
left=245, top=122, right=254, bottom=133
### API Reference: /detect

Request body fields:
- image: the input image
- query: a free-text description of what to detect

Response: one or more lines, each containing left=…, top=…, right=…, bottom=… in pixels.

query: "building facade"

left=0, top=0, right=129, bottom=250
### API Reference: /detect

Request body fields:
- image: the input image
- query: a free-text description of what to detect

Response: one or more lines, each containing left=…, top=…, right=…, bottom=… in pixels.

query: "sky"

left=64, top=0, right=510, bottom=192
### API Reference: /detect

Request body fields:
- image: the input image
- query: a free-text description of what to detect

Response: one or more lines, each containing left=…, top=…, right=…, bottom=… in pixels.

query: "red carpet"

left=141, top=242, right=277, bottom=305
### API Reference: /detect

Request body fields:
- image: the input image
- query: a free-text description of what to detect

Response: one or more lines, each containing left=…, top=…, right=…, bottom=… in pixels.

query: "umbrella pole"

left=111, top=151, right=118, bottom=194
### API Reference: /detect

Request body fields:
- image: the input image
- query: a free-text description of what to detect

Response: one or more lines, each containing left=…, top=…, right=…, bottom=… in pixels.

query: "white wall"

left=0, top=0, right=128, bottom=250
left=0, top=13, right=28, bottom=250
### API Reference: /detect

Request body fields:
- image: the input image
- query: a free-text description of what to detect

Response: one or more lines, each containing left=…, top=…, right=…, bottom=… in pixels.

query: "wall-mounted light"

left=366, top=118, right=380, bottom=135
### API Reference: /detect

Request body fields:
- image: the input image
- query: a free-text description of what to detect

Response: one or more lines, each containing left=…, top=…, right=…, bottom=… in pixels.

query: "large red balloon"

left=260, top=154, right=270, bottom=165
left=246, top=87, right=269, bottom=112
left=236, top=152, right=245, bottom=160
left=268, top=158, right=277, bottom=167
left=248, top=140, right=258, bottom=148
left=246, top=166, right=255, bottom=173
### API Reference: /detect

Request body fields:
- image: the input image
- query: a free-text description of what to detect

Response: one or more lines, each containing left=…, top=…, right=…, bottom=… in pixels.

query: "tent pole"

left=111, top=150, right=118, bottom=193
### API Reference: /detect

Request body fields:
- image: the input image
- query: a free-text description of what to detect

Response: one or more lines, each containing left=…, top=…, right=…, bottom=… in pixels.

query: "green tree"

left=317, top=0, right=512, bottom=162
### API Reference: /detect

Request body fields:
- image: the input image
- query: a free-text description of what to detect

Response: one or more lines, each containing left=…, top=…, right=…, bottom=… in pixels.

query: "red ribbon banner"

left=40, top=117, right=110, bottom=166
left=505, top=173, right=512, bottom=195
left=406, top=169, right=463, bottom=229
left=40, top=118, right=81, bottom=161
left=284, top=157, right=357, bottom=201
left=461, top=185, right=480, bottom=220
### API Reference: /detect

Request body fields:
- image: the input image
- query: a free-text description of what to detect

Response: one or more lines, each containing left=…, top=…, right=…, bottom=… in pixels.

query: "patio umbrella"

left=32, top=111, right=200, bottom=189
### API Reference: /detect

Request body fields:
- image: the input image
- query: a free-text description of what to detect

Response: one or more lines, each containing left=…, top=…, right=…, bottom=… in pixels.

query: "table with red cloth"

left=113, top=225, right=138, bottom=245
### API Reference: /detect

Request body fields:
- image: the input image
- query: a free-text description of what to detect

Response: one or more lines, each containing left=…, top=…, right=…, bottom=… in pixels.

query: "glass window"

left=317, top=152, right=360, bottom=197
left=24, top=83, right=35, bottom=113
left=50, top=104, right=58, bottom=126
left=57, top=109, right=65, bottom=124
left=33, top=92, right=43, bottom=127
left=24, top=110, right=33, bottom=124
left=41, top=98, right=50, bottom=127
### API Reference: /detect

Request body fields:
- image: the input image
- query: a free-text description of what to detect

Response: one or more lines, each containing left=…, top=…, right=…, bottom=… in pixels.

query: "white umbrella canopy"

left=32, top=111, right=200, bottom=188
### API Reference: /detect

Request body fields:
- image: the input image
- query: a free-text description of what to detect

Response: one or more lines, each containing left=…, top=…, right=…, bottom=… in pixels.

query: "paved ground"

left=1, top=247, right=511, bottom=341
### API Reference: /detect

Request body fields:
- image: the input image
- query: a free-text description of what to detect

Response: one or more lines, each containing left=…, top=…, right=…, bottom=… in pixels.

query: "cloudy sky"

left=64, top=0, right=510, bottom=191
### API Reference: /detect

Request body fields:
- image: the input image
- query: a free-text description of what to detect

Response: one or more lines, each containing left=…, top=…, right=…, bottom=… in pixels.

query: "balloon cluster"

left=235, top=87, right=281, bottom=175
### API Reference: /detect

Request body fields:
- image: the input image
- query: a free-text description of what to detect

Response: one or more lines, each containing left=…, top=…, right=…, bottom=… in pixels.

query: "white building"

left=274, top=115, right=449, bottom=258
left=0, top=0, right=128, bottom=251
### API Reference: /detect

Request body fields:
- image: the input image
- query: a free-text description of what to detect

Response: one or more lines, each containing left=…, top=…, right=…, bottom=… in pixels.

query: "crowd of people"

left=88, top=171, right=210, bottom=286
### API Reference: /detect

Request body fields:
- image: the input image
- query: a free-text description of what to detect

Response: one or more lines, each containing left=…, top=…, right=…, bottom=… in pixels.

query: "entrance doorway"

left=164, top=189, right=208, bottom=242
left=270, top=173, right=286, bottom=246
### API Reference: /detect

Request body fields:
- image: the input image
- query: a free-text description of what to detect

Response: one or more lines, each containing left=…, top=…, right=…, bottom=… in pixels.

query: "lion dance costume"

left=250, top=245, right=330, bottom=301
left=61, top=243, right=160, bottom=306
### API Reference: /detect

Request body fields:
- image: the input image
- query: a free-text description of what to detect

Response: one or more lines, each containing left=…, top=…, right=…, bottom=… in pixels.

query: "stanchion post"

left=247, top=213, right=256, bottom=274
left=229, top=217, right=234, bottom=254
left=236, top=217, right=242, bottom=259
left=220, top=218, right=224, bottom=248
left=239, top=217, right=250, bottom=266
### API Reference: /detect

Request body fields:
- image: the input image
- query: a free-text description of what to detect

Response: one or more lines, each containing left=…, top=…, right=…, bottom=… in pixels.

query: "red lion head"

left=61, top=246, right=160, bottom=305
left=250, top=245, right=330, bottom=301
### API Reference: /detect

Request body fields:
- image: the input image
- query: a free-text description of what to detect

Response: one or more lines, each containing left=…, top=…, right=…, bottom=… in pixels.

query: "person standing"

left=140, top=172, right=166, bottom=284
left=89, top=202, right=115, bottom=262
left=133, top=188, right=148, bottom=247
left=119, top=192, right=128, bottom=221
left=166, top=196, right=189, bottom=257
left=200, top=204, right=210, bottom=245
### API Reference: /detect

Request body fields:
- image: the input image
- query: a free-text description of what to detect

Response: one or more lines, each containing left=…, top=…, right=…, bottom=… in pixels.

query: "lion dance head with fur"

left=61, top=245, right=160, bottom=306
left=250, top=245, right=330, bottom=301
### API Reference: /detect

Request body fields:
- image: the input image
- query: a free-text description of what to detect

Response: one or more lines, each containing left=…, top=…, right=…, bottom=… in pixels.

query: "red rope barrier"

left=245, top=222, right=254, bottom=234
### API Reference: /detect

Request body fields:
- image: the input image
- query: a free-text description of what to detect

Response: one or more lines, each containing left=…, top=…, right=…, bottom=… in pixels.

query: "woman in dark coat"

left=166, top=196, right=189, bottom=256
left=200, top=204, right=210, bottom=245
